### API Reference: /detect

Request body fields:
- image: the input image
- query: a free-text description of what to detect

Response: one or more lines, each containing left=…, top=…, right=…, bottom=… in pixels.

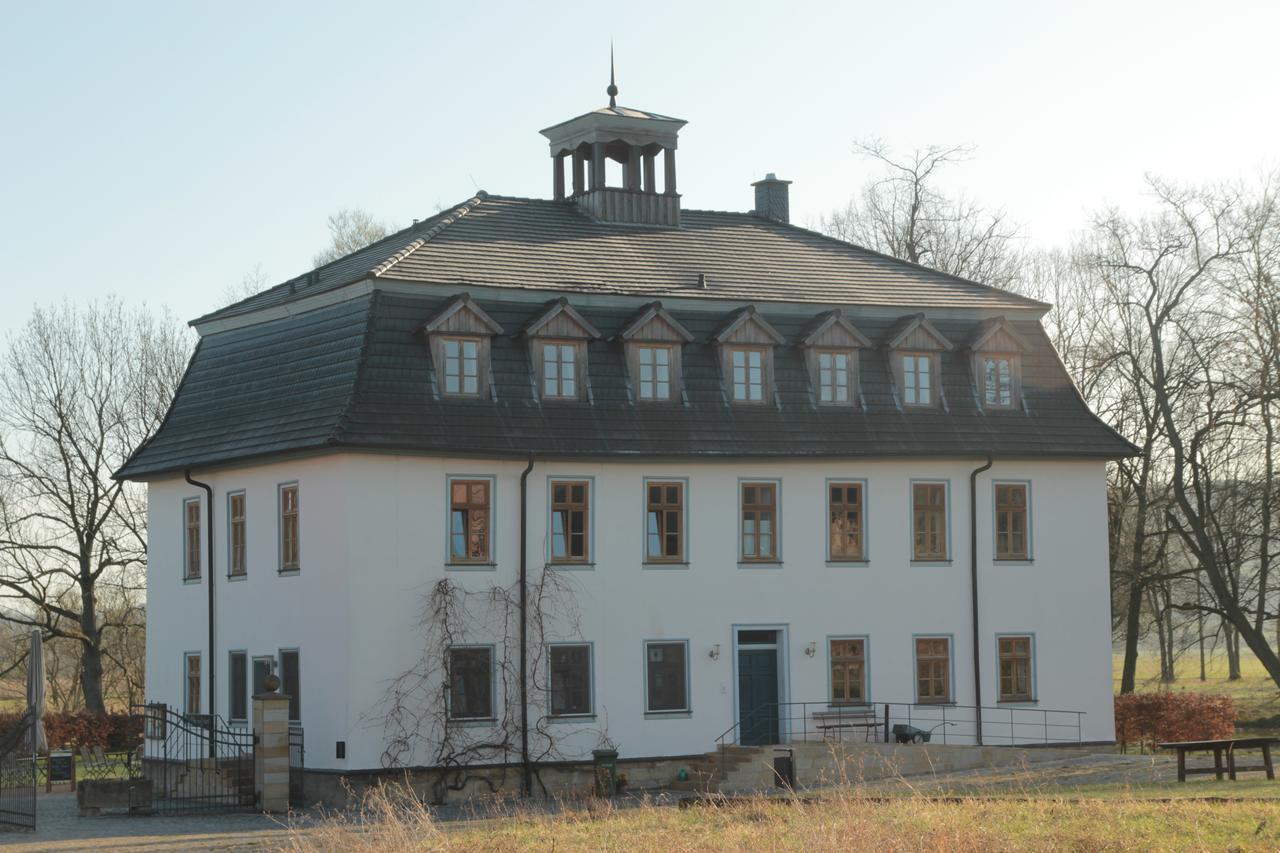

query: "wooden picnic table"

left=1158, top=737, right=1279, bottom=782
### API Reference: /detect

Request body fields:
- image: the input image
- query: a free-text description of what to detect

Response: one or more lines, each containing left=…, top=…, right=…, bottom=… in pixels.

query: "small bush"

left=0, top=711, right=143, bottom=752
left=1114, top=692, right=1235, bottom=752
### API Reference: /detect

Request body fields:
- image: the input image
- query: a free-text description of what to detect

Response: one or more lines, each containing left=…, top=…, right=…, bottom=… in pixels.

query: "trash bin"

left=773, top=748, right=795, bottom=789
left=592, top=748, right=619, bottom=797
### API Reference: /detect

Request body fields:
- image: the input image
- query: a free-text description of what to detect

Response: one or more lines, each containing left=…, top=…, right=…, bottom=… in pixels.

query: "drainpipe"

left=518, top=455, right=535, bottom=797
left=969, top=453, right=993, bottom=746
left=184, top=468, right=216, bottom=758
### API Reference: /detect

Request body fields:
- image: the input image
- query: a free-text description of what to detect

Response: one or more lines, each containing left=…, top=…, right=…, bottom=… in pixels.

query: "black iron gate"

left=136, top=703, right=255, bottom=814
left=288, top=724, right=304, bottom=808
left=0, top=710, right=35, bottom=831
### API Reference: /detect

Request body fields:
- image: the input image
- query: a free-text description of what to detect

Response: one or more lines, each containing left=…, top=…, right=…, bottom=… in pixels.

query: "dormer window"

left=523, top=298, right=601, bottom=403
left=421, top=294, right=504, bottom=400
left=901, top=353, right=934, bottom=407
left=442, top=337, right=481, bottom=396
left=797, top=309, right=870, bottom=407
left=541, top=341, right=579, bottom=399
left=712, top=306, right=785, bottom=406
left=619, top=302, right=693, bottom=403
left=969, top=316, right=1030, bottom=411
left=883, top=314, right=954, bottom=411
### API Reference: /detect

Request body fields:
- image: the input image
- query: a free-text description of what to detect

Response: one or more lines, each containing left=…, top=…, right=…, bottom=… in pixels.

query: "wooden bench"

left=1158, top=737, right=1279, bottom=782
left=812, top=708, right=880, bottom=743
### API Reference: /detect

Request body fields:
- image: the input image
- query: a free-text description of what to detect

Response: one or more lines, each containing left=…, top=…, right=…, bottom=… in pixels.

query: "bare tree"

left=820, top=139, right=1024, bottom=288
left=312, top=208, right=391, bottom=267
left=0, top=299, right=190, bottom=712
left=218, top=262, right=271, bottom=307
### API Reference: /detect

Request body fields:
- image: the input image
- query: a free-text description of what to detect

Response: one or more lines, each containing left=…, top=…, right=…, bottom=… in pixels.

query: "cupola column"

left=553, top=154, right=566, bottom=201
left=624, top=144, right=642, bottom=191
left=590, top=142, right=606, bottom=191
left=572, top=148, right=586, bottom=196
left=663, top=148, right=677, bottom=196
left=642, top=149, right=656, bottom=193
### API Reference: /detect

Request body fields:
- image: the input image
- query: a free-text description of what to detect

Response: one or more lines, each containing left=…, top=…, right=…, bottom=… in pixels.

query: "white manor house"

left=119, top=85, right=1134, bottom=796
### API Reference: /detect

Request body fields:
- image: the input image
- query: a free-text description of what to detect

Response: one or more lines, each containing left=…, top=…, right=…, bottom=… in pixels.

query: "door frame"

left=730, top=623, right=790, bottom=745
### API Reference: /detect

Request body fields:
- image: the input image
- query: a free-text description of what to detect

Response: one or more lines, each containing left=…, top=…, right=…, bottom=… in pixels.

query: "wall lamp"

left=804, top=642, right=817, bottom=658
left=708, top=644, right=721, bottom=661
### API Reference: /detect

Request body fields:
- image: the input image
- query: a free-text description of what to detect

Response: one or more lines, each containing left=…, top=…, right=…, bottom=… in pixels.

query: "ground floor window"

left=998, top=636, right=1034, bottom=702
left=280, top=649, right=301, bottom=722
left=229, top=651, right=247, bottom=721
left=829, top=638, right=867, bottom=705
left=915, top=637, right=951, bottom=704
left=549, top=644, right=592, bottom=716
left=448, top=646, right=495, bottom=720
left=184, top=652, right=201, bottom=715
left=644, top=641, right=689, bottom=713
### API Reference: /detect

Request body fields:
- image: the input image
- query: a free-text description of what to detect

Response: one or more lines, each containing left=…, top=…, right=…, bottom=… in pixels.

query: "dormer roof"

left=795, top=308, right=872, bottom=349
left=882, top=313, right=954, bottom=352
left=420, top=292, right=504, bottom=336
left=969, top=315, right=1033, bottom=353
left=521, top=297, right=602, bottom=340
left=711, top=306, right=787, bottom=346
left=617, top=301, right=695, bottom=343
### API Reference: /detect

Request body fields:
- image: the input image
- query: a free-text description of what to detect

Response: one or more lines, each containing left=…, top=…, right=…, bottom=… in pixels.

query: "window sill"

left=913, top=701, right=956, bottom=708
left=183, top=577, right=202, bottom=585
left=447, top=717, right=498, bottom=728
left=446, top=562, right=497, bottom=571
left=226, top=573, right=248, bottom=582
left=278, top=569, right=300, bottom=577
left=548, top=562, right=595, bottom=571
left=643, top=561, right=690, bottom=570
left=826, top=560, right=869, bottom=567
left=546, top=714, right=595, bottom=724
left=738, top=561, right=783, bottom=569
left=814, top=705, right=873, bottom=716
left=909, top=560, right=952, bottom=568
left=644, top=710, right=692, bottom=720
left=996, top=699, right=1038, bottom=707
left=993, top=559, right=1034, bottom=566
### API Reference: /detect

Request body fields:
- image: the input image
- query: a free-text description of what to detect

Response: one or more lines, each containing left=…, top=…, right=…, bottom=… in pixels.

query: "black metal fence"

left=0, top=710, right=36, bottom=831
left=288, top=724, right=304, bottom=808
left=135, top=703, right=256, bottom=814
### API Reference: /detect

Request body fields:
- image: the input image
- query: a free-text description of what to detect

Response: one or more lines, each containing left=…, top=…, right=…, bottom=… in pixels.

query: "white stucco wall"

left=144, top=453, right=1115, bottom=772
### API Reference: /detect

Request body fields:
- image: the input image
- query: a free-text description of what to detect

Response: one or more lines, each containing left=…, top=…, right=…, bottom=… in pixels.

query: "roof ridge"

left=371, top=193, right=490, bottom=278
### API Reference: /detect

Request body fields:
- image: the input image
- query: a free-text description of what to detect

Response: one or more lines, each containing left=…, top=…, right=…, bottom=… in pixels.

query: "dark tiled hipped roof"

left=196, top=195, right=1045, bottom=325
left=118, top=291, right=1135, bottom=479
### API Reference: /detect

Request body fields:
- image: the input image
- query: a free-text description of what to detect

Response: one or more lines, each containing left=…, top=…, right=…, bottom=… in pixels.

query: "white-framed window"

left=981, top=355, right=1016, bottom=408
left=228, top=650, right=248, bottom=722
left=541, top=341, right=578, bottom=399
left=637, top=344, right=674, bottom=400
left=817, top=350, right=853, bottom=404
left=183, top=497, right=201, bottom=580
left=729, top=347, right=767, bottom=402
left=442, top=337, right=481, bottom=396
left=184, top=652, right=201, bottom=715
left=549, top=643, right=593, bottom=717
left=644, top=640, right=689, bottom=714
left=448, top=646, right=495, bottom=720
left=228, top=491, right=246, bottom=578
left=901, top=353, right=933, bottom=406
left=278, top=483, right=300, bottom=572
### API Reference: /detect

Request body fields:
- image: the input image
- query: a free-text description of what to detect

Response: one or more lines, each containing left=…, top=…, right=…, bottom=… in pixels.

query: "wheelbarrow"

left=892, top=722, right=956, bottom=744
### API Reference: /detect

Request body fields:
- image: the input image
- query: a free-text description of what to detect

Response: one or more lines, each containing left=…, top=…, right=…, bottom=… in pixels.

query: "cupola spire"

left=607, top=44, right=618, bottom=108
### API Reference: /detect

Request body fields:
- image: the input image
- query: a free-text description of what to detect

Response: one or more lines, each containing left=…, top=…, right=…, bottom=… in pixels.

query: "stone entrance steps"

left=669, top=745, right=770, bottom=793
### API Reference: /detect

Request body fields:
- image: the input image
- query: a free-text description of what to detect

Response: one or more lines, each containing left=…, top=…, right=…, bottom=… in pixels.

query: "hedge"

left=0, top=712, right=143, bottom=753
left=1114, top=692, right=1235, bottom=753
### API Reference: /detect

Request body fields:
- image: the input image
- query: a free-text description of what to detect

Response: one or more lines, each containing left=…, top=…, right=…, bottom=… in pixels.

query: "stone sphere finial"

left=264, top=673, right=281, bottom=692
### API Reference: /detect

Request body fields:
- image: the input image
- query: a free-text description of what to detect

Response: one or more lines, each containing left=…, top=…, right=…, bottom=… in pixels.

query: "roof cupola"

left=539, top=51, right=686, bottom=226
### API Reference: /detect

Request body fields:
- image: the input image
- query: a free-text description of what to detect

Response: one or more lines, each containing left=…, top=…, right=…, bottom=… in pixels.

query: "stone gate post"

left=253, top=692, right=291, bottom=812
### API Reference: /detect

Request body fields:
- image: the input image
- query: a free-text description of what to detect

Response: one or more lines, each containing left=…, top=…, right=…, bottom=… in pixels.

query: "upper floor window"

left=830, top=638, right=867, bottom=705
left=817, top=350, right=853, bottom=404
left=915, top=637, right=951, bottom=704
left=183, top=498, right=201, bottom=580
left=828, top=482, right=865, bottom=562
left=970, top=316, right=1029, bottom=411
left=449, top=479, right=491, bottom=564
left=980, top=355, right=1017, bottom=408
left=448, top=646, right=494, bottom=720
left=912, top=482, right=948, bottom=561
left=541, top=342, right=579, bottom=399
left=998, top=636, right=1033, bottom=702
left=442, top=337, right=481, bottom=396
left=730, top=347, right=767, bottom=403
left=279, top=484, right=300, bottom=572
left=228, top=492, right=246, bottom=578
left=995, top=483, right=1029, bottom=560
left=901, top=353, right=934, bottom=407
left=550, top=480, right=590, bottom=564
left=549, top=643, right=593, bottom=717
left=637, top=345, right=674, bottom=400
left=741, top=481, right=778, bottom=562
left=646, top=481, right=685, bottom=563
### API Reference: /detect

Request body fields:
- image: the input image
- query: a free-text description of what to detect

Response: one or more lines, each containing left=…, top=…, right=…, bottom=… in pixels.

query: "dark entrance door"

left=738, top=646, right=780, bottom=745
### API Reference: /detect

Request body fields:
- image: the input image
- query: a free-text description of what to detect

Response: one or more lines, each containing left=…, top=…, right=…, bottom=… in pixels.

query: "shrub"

left=1114, top=692, right=1235, bottom=752
left=0, top=711, right=143, bottom=752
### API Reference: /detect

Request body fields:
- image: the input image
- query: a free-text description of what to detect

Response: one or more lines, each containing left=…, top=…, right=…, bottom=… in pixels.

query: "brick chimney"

left=751, top=173, right=792, bottom=224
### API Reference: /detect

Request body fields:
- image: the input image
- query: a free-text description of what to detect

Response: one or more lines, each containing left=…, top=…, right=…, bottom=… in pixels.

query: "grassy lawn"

left=1115, top=651, right=1280, bottom=729
left=277, top=784, right=1280, bottom=851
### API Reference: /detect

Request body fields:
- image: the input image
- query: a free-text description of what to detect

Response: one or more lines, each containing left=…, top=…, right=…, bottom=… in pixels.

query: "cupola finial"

left=607, top=43, right=618, bottom=108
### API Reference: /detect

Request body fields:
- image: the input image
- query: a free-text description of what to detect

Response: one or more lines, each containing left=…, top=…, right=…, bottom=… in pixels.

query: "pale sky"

left=2, top=0, right=1277, bottom=333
